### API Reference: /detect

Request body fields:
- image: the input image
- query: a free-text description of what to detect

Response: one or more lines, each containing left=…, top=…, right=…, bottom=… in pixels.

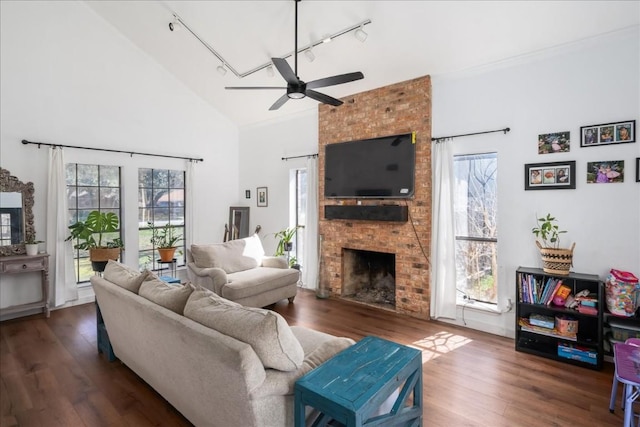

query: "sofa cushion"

left=191, top=235, right=265, bottom=274
left=139, top=276, right=195, bottom=314
left=103, top=260, right=148, bottom=293
left=184, top=287, right=304, bottom=371
left=222, top=267, right=300, bottom=301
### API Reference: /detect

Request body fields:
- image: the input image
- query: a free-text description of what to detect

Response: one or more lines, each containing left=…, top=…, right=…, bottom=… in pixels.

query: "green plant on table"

left=66, top=211, right=124, bottom=250
left=148, top=222, right=182, bottom=249
left=531, top=213, right=566, bottom=249
left=273, top=226, right=301, bottom=257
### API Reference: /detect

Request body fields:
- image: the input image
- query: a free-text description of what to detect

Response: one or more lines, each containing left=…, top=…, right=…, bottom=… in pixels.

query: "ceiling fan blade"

left=269, top=93, right=290, bottom=111
left=272, top=58, right=299, bottom=85
left=225, top=86, right=286, bottom=90
left=305, top=89, right=343, bottom=107
left=306, top=72, right=364, bottom=90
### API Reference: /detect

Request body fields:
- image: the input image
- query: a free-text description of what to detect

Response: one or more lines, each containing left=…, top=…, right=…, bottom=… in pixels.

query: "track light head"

left=304, top=48, right=315, bottom=62
left=266, top=64, right=275, bottom=77
left=217, top=64, right=227, bottom=76
left=354, top=25, right=367, bottom=42
left=169, top=16, right=181, bottom=32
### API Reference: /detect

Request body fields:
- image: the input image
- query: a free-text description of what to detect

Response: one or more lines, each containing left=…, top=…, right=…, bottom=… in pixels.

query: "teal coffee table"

left=294, top=335, right=423, bottom=427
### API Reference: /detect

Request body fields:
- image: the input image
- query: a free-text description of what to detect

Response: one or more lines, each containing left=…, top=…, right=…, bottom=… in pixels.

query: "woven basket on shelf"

left=536, top=241, right=575, bottom=276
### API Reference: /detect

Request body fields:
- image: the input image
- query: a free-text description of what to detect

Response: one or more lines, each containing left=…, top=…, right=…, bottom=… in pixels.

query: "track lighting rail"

left=171, top=12, right=371, bottom=79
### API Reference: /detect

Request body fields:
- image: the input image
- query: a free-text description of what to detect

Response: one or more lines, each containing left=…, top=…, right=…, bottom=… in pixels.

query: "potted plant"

left=273, top=226, right=301, bottom=258
left=67, top=210, right=124, bottom=271
left=532, top=213, right=575, bottom=275
left=148, top=222, right=183, bottom=262
left=24, top=237, right=43, bottom=256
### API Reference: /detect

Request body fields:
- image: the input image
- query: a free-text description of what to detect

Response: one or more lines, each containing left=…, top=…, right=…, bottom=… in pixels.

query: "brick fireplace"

left=318, top=75, right=432, bottom=320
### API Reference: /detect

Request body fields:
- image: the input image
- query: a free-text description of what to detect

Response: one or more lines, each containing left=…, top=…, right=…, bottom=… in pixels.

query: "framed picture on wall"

left=257, top=187, right=268, bottom=207
left=580, top=120, right=635, bottom=147
left=586, top=160, right=624, bottom=183
left=524, top=161, right=576, bottom=190
left=636, top=158, right=640, bottom=182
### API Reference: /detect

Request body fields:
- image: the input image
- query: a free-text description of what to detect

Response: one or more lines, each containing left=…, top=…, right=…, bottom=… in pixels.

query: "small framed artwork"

left=636, top=158, right=640, bottom=182
left=580, top=120, right=635, bottom=147
left=538, top=131, right=570, bottom=154
left=524, top=160, right=576, bottom=190
left=586, top=160, right=624, bottom=183
left=257, top=187, right=268, bottom=207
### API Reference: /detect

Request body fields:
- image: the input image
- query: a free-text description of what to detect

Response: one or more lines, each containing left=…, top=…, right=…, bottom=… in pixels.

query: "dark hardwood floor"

left=1, top=289, right=624, bottom=426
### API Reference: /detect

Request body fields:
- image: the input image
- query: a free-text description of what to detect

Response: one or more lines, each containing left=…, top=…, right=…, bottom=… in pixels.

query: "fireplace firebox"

left=342, top=248, right=395, bottom=309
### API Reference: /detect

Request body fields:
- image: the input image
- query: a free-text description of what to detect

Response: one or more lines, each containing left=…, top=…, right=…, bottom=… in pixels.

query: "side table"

left=0, top=254, right=50, bottom=318
left=294, top=335, right=423, bottom=427
left=157, top=258, right=180, bottom=284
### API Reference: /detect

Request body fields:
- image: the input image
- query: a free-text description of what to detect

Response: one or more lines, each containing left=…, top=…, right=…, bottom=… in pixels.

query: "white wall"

left=239, top=110, right=318, bottom=255
left=240, top=27, right=640, bottom=338
left=432, top=26, right=640, bottom=336
left=0, top=1, right=240, bottom=312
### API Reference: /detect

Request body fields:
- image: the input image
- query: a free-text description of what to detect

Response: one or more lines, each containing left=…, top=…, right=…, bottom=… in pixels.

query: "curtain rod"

left=281, top=153, right=318, bottom=161
left=431, top=127, right=510, bottom=142
left=22, top=139, right=204, bottom=162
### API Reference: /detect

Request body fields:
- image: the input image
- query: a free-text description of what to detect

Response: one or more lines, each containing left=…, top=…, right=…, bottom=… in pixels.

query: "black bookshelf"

left=515, top=267, right=603, bottom=370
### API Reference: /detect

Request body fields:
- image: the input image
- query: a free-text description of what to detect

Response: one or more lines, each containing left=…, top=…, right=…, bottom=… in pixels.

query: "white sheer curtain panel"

left=186, top=160, right=196, bottom=247
left=46, top=147, right=78, bottom=306
left=302, top=157, right=319, bottom=289
left=430, top=139, right=457, bottom=319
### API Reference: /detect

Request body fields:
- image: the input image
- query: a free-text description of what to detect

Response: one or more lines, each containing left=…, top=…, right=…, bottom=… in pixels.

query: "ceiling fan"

left=225, top=0, right=364, bottom=110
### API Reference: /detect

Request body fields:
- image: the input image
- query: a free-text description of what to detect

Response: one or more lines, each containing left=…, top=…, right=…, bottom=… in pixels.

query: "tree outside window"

left=453, top=153, right=498, bottom=304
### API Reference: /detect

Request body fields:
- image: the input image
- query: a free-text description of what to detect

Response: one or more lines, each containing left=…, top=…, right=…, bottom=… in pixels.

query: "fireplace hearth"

left=342, top=248, right=395, bottom=309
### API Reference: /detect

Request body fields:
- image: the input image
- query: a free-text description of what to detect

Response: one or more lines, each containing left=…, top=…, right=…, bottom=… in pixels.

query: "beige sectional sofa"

left=92, top=261, right=354, bottom=427
left=186, top=234, right=299, bottom=307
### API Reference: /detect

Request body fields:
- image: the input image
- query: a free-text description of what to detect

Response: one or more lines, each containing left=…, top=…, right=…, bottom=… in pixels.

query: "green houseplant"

left=67, top=210, right=124, bottom=270
left=273, top=226, right=302, bottom=268
left=148, top=222, right=183, bottom=262
left=531, top=213, right=574, bottom=275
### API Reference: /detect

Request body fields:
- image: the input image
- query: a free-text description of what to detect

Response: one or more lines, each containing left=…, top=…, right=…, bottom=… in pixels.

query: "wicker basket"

left=536, top=241, right=575, bottom=276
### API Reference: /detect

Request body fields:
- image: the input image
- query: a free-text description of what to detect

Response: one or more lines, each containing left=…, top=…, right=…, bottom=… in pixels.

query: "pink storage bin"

left=605, top=269, right=639, bottom=317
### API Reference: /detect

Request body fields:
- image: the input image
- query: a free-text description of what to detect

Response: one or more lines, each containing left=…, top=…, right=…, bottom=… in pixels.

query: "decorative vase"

left=158, top=247, right=177, bottom=262
left=25, top=243, right=38, bottom=256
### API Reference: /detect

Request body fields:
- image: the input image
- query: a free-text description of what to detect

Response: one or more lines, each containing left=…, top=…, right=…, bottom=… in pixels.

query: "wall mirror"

left=0, top=168, right=35, bottom=256
left=228, top=206, right=250, bottom=240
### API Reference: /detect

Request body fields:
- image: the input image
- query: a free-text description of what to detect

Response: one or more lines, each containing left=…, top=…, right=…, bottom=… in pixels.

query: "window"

left=453, top=153, right=498, bottom=304
left=66, top=164, right=121, bottom=283
left=138, top=168, right=186, bottom=271
left=293, top=169, right=307, bottom=266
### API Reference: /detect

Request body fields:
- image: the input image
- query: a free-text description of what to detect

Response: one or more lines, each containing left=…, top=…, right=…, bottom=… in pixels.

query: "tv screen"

left=324, top=133, right=415, bottom=199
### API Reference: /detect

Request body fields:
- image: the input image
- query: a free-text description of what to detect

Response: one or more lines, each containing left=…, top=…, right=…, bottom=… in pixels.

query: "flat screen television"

left=324, top=132, right=415, bottom=199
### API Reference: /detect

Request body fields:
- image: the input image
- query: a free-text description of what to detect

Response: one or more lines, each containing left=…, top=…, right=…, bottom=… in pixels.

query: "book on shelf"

left=518, top=317, right=577, bottom=341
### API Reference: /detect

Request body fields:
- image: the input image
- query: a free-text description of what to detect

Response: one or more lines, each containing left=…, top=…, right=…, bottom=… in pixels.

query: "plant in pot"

left=148, top=222, right=183, bottom=262
left=532, top=213, right=575, bottom=275
left=67, top=210, right=124, bottom=272
left=274, top=225, right=301, bottom=256
left=23, top=237, right=44, bottom=256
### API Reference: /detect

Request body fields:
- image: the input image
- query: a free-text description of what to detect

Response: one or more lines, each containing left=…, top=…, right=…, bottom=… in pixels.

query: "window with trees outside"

left=293, top=169, right=307, bottom=267
left=453, top=153, right=498, bottom=304
left=138, top=168, right=186, bottom=272
left=66, top=164, right=121, bottom=284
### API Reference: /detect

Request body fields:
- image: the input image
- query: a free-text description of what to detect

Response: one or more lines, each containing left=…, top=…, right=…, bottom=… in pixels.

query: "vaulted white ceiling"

left=86, top=1, right=640, bottom=127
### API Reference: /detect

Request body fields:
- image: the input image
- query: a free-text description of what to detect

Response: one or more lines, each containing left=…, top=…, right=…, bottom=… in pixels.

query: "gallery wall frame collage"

left=525, top=119, right=638, bottom=190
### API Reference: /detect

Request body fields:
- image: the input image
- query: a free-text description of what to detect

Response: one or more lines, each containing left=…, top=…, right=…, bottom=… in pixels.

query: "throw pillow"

left=103, top=260, right=148, bottom=293
left=184, top=289, right=304, bottom=371
left=139, top=276, right=195, bottom=315
left=191, top=234, right=265, bottom=273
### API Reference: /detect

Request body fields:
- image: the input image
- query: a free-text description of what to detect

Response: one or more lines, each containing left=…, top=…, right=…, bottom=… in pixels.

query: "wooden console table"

left=0, top=254, right=50, bottom=318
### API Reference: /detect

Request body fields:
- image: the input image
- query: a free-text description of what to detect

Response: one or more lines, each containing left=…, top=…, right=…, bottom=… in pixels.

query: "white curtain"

left=302, top=157, right=319, bottom=289
left=186, top=160, right=196, bottom=247
left=430, top=139, right=457, bottom=319
left=46, top=147, right=78, bottom=307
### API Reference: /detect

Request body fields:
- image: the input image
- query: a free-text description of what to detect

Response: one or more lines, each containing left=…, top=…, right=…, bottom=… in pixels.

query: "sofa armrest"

left=261, top=256, right=288, bottom=269
left=187, top=262, right=228, bottom=294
